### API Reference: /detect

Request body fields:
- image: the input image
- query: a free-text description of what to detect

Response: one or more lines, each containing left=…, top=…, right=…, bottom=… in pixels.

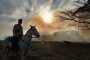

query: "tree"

left=73, top=0, right=90, bottom=15
left=55, top=0, right=90, bottom=31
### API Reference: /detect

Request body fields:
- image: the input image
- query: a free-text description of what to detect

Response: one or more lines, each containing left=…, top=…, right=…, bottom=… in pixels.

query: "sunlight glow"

left=41, top=11, right=53, bottom=23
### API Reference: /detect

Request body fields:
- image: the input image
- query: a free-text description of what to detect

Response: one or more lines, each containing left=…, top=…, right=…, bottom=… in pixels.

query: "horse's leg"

left=2, top=37, right=11, bottom=60
left=5, top=49, right=9, bottom=60
left=21, top=50, right=26, bottom=60
left=2, top=48, right=6, bottom=60
left=2, top=48, right=9, bottom=60
left=23, top=49, right=28, bottom=60
left=20, top=49, right=29, bottom=60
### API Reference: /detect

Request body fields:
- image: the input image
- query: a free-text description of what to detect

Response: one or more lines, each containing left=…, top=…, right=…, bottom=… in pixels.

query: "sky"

left=0, top=0, right=88, bottom=40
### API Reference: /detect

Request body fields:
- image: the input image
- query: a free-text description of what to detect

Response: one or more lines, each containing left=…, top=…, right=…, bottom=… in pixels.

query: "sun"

left=41, top=11, right=53, bottom=23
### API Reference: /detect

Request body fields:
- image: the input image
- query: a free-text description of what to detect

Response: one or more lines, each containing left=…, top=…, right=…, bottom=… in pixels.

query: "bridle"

left=21, top=30, right=37, bottom=46
left=21, top=27, right=39, bottom=45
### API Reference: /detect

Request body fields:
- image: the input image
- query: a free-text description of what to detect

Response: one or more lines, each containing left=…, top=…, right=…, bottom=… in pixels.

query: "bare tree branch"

left=73, top=0, right=90, bottom=16
left=55, top=10, right=90, bottom=30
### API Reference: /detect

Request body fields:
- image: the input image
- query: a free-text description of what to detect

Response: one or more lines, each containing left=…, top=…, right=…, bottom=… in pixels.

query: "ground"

left=0, top=41, right=90, bottom=60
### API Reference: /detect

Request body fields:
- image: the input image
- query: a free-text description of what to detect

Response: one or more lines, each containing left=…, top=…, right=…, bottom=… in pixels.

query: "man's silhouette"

left=13, top=19, right=23, bottom=37
left=12, top=19, right=23, bottom=50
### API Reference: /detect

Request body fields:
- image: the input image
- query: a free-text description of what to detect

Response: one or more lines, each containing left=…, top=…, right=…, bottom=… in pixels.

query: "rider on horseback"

left=12, top=19, right=23, bottom=49
left=13, top=19, right=23, bottom=38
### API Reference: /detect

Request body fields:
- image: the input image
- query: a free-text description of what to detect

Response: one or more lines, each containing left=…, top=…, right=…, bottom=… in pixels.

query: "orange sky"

left=24, top=10, right=90, bottom=37
left=27, top=13, right=57, bottom=33
left=26, top=11, right=75, bottom=34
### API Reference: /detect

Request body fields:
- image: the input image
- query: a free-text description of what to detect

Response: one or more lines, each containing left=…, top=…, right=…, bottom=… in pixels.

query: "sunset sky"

left=0, top=0, right=88, bottom=40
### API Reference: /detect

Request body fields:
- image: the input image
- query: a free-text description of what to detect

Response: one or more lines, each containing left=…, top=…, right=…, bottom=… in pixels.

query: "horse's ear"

left=30, top=25, right=32, bottom=27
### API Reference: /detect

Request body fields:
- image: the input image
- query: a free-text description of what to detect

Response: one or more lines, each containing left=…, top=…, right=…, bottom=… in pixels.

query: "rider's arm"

left=13, top=24, right=16, bottom=36
left=21, top=26, right=23, bottom=35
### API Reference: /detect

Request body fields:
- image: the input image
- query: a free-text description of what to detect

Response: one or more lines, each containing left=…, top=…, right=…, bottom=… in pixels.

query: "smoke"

left=26, top=12, right=58, bottom=33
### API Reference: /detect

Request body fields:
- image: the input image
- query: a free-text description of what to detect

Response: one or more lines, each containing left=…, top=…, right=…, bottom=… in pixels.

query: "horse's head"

left=30, top=25, right=40, bottom=38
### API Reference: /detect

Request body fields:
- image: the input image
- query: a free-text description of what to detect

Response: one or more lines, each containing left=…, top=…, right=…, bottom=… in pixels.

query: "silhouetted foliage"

left=55, top=0, right=90, bottom=30
left=73, top=0, right=90, bottom=15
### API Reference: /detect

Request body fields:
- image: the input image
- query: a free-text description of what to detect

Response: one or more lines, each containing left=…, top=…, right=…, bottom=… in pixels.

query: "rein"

left=21, top=39, right=30, bottom=46
left=21, top=36, right=36, bottom=46
left=21, top=28, right=38, bottom=46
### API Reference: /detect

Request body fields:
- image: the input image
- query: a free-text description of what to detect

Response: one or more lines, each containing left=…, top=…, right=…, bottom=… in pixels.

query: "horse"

left=2, top=25, right=40, bottom=60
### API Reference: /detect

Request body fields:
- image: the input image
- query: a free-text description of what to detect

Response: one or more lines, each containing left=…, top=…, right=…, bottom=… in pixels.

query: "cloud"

left=51, top=0, right=65, bottom=10
left=0, top=0, right=27, bottom=15
left=0, top=0, right=76, bottom=23
left=0, top=0, right=86, bottom=22
left=0, top=0, right=86, bottom=40
left=0, top=16, right=16, bottom=22
left=0, top=22, right=13, bottom=40
left=0, top=0, right=19, bottom=22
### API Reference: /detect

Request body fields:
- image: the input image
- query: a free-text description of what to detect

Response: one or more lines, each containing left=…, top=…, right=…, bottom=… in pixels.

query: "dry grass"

left=0, top=41, right=90, bottom=60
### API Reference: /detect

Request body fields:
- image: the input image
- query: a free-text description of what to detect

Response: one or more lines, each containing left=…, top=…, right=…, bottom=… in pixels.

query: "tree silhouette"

left=55, top=0, right=90, bottom=31
left=55, top=10, right=90, bottom=30
left=73, top=0, right=90, bottom=15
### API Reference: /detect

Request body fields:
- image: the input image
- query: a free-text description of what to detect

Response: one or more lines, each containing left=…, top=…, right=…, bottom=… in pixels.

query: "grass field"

left=0, top=41, right=90, bottom=60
